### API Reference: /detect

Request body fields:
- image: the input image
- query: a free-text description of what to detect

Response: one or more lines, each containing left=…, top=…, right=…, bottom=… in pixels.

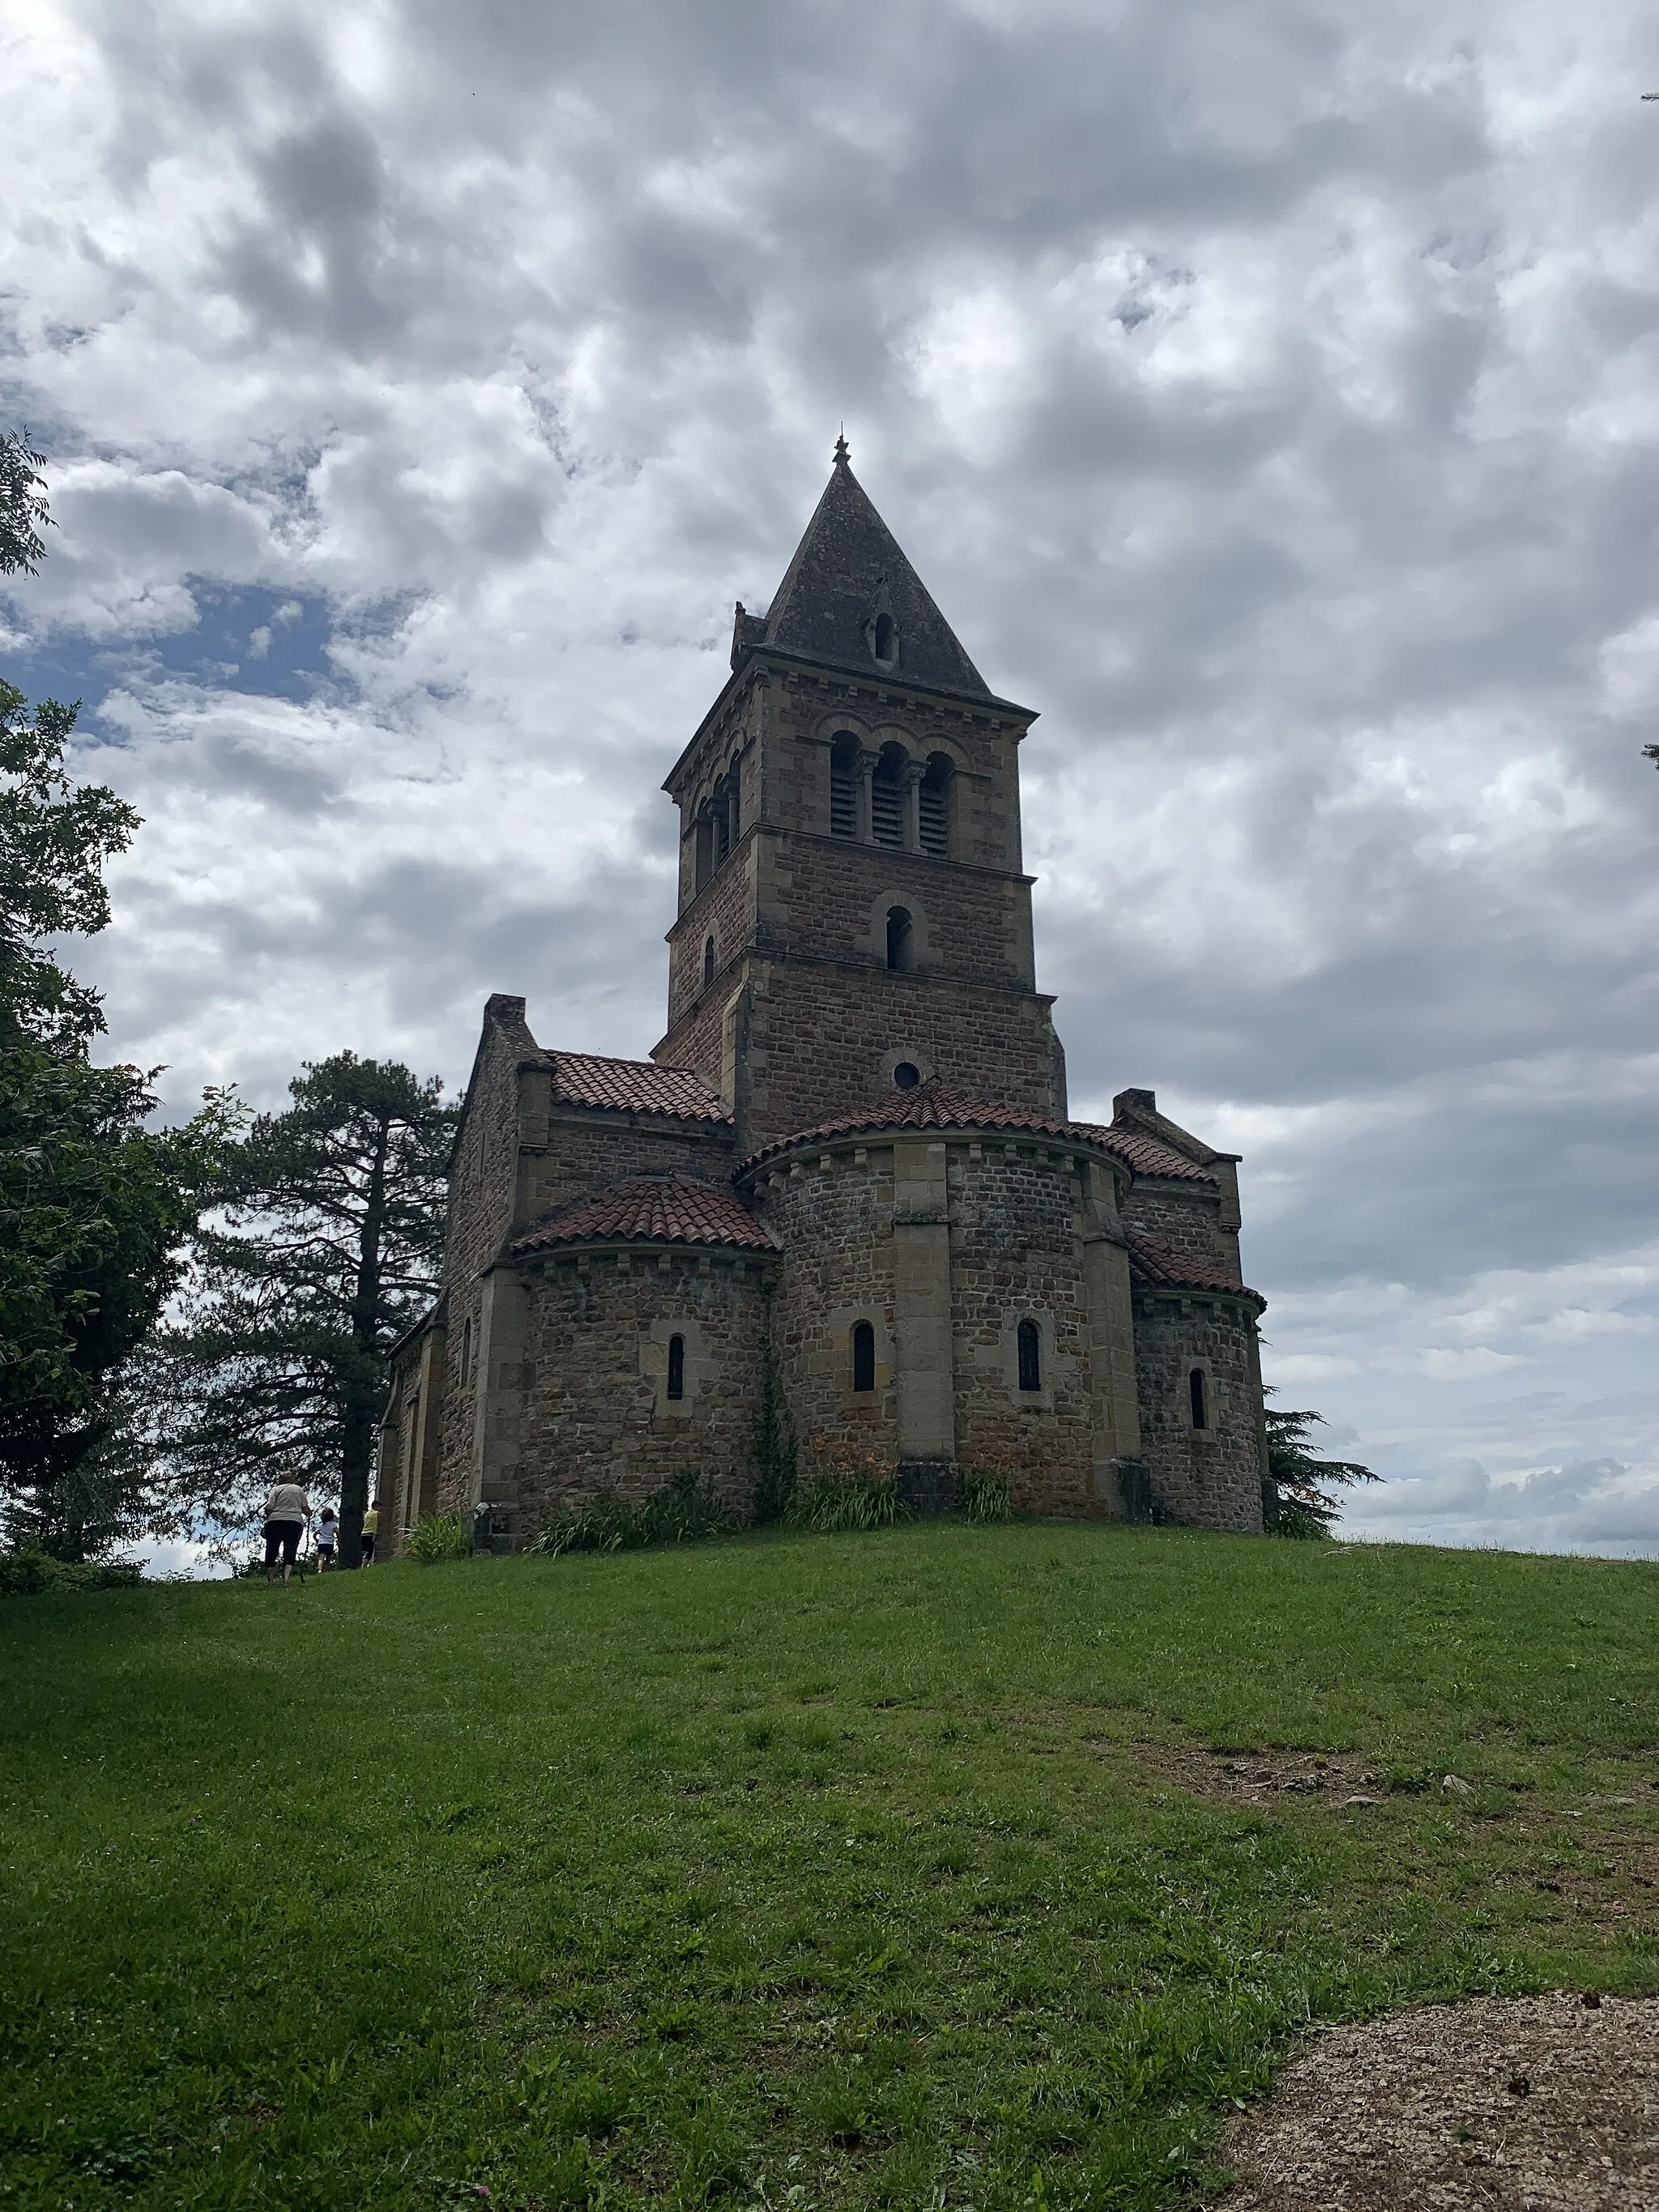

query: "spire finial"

left=833, top=428, right=850, bottom=469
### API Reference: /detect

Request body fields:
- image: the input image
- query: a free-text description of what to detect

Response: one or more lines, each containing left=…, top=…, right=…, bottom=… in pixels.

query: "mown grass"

left=3, top=1523, right=1657, bottom=2210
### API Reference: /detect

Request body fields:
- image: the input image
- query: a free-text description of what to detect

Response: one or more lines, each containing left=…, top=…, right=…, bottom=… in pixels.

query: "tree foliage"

left=152, top=1055, right=457, bottom=1562
left=0, top=428, right=52, bottom=581
left=2, top=445, right=239, bottom=1556
left=1263, top=1393, right=1379, bottom=1538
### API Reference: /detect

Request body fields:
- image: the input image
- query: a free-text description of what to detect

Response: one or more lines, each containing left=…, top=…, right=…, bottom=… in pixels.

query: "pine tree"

left=154, top=1055, right=458, bottom=1563
left=1262, top=1392, right=1379, bottom=1538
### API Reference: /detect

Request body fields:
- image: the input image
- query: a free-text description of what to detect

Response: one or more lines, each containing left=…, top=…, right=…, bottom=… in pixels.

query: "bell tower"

left=654, top=441, right=1068, bottom=1154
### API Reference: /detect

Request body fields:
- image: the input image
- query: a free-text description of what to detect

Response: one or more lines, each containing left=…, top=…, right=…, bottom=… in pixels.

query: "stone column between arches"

left=891, top=1136, right=956, bottom=1505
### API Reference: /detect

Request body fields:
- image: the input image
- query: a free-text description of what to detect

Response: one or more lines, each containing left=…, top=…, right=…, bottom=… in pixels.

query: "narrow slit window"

left=851, top=1320, right=876, bottom=1393
left=872, top=612, right=898, bottom=665
left=459, top=1317, right=473, bottom=1387
left=702, top=936, right=716, bottom=989
left=1017, top=1318, right=1042, bottom=1392
left=830, top=731, right=859, bottom=838
left=667, top=1334, right=686, bottom=1401
left=885, top=905, right=914, bottom=973
left=1189, top=1367, right=1207, bottom=1429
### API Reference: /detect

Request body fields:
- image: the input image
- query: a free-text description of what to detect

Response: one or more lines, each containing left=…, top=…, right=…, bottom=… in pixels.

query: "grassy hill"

left=3, top=1523, right=1657, bottom=2210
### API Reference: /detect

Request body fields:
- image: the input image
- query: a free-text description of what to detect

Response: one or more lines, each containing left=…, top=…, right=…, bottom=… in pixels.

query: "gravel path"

left=1207, top=1993, right=1659, bottom=2210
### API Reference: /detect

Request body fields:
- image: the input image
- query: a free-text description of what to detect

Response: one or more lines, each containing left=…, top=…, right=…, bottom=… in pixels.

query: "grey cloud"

left=11, top=0, right=1659, bottom=1554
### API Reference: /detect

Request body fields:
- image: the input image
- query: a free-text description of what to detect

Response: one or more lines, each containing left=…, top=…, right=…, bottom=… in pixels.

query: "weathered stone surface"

left=377, top=453, right=1271, bottom=1554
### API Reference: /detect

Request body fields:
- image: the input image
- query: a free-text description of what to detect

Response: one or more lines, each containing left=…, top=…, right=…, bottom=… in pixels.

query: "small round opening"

left=893, top=1061, right=921, bottom=1090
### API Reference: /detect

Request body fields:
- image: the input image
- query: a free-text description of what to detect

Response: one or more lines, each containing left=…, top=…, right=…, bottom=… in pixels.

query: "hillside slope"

left=3, top=1524, right=1657, bottom=2210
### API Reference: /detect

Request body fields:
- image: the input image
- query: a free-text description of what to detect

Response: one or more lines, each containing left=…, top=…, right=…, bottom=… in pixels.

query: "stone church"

left=377, top=442, right=1269, bottom=1551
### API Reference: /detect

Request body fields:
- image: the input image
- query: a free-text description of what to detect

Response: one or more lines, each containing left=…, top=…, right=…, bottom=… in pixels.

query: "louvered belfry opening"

left=830, top=731, right=859, bottom=838
left=871, top=742, right=906, bottom=848
left=919, top=752, right=952, bottom=857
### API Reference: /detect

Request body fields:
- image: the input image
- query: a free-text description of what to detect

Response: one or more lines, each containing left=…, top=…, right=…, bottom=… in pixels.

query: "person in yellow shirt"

left=360, top=1498, right=381, bottom=1566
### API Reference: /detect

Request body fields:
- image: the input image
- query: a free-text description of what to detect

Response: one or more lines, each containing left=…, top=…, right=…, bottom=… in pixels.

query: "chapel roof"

left=547, top=1051, right=730, bottom=1124
left=510, top=1175, right=775, bottom=1255
left=736, top=441, right=993, bottom=701
left=1124, top=1229, right=1264, bottom=1306
left=736, top=1081, right=1213, bottom=1179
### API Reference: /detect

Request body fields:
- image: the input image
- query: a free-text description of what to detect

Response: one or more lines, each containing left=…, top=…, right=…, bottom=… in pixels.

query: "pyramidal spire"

left=745, top=441, right=991, bottom=699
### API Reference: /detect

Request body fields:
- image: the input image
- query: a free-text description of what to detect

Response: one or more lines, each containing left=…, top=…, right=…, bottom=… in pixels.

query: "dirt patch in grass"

left=1125, top=1743, right=1390, bottom=1805
left=1206, top=1992, right=1659, bottom=2210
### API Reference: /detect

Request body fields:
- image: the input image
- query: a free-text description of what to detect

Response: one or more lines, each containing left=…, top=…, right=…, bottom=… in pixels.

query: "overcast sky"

left=4, top=0, right=1658, bottom=1557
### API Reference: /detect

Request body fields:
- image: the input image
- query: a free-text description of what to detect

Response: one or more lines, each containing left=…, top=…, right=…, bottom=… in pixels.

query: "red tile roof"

left=548, top=1051, right=730, bottom=1123
left=739, top=1083, right=1213, bottom=1178
left=512, top=1176, right=774, bottom=1255
left=1125, top=1230, right=1264, bottom=1306
left=1077, top=1122, right=1217, bottom=1183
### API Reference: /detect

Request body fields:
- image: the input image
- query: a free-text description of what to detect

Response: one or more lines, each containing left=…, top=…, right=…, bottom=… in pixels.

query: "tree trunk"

left=339, top=1115, right=390, bottom=1566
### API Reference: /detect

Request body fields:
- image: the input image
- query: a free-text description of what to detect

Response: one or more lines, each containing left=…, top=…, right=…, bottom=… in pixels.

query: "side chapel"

left=379, top=442, right=1269, bottom=1549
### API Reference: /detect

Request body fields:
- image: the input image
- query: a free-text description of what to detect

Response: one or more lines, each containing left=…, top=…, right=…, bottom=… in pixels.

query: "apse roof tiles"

left=512, top=1176, right=774, bottom=1255
left=740, top=1083, right=1213, bottom=1177
left=1124, top=1230, right=1263, bottom=1306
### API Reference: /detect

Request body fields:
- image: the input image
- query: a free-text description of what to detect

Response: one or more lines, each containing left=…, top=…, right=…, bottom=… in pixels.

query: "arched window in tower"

left=851, top=1320, right=876, bottom=1393
left=830, top=731, right=859, bottom=839
left=1017, top=1318, right=1042, bottom=1393
left=919, top=752, right=953, bottom=859
left=871, top=742, right=906, bottom=848
left=872, top=612, right=898, bottom=667
left=885, top=906, right=915, bottom=973
left=667, top=1334, right=686, bottom=1401
left=1188, top=1367, right=1208, bottom=1430
left=702, top=936, right=716, bottom=990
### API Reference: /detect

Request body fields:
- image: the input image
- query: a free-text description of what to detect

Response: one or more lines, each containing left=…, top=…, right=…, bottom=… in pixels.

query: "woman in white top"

left=262, top=1478, right=311, bottom=1585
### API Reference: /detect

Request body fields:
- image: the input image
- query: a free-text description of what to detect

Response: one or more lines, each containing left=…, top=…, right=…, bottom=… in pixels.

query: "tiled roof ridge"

left=510, top=1174, right=774, bottom=1256
left=1076, top=1119, right=1218, bottom=1183
left=1124, top=1229, right=1264, bottom=1306
left=736, top=1082, right=1182, bottom=1175
left=546, top=1049, right=731, bottom=1124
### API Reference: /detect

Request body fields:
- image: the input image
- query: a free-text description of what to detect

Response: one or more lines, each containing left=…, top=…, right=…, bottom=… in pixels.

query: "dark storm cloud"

left=6, top=0, right=1659, bottom=1550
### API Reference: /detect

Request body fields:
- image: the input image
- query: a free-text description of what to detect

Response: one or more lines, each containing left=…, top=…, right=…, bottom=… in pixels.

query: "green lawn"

left=3, top=1524, right=1657, bottom=2211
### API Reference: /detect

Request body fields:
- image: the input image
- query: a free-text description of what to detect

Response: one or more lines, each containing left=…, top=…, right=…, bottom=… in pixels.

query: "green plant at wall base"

left=959, top=1470, right=1015, bottom=1524
left=532, top=1471, right=733, bottom=1558
left=747, top=1329, right=797, bottom=1524
left=788, top=1439, right=911, bottom=1532
left=405, top=1510, right=471, bottom=1563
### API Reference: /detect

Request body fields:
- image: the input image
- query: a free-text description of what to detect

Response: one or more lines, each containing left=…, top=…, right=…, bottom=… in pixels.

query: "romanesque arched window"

left=871, top=742, right=906, bottom=848
left=702, top=936, right=716, bottom=990
left=830, top=731, right=859, bottom=839
left=667, top=1335, right=686, bottom=1401
left=1017, top=1318, right=1042, bottom=1392
left=919, top=752, right=953, bottom=859
left=851, top=1320, right=876, bottom=1393
left=885, top=906, right=914, bottom=973
left=1189, top=1367, right=1208, bottom=1429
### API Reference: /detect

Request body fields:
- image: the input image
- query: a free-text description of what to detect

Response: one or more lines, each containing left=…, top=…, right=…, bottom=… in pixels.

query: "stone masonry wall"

left=435, top=999, right=539, bottom=1504
left=741, top=963, right=1064, bottom=1151
left=1133, top=1294, right=1265, bottom=1533
left=947, top=1143, right=1099, bottom=1517
left=511, top=1251, right=770, bottom=1530
left=520, top=1110, right=736, bottom=1226
left=1120, top=1180, right=1237, bottom=1285
left=750, top=1148, right=901, bottom=1467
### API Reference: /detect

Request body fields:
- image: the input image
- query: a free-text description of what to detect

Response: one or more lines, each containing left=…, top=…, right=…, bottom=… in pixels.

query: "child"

left=315, top=1506, right=338, bottom=1571
left=360, top=1497, right=381, bottom=1565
